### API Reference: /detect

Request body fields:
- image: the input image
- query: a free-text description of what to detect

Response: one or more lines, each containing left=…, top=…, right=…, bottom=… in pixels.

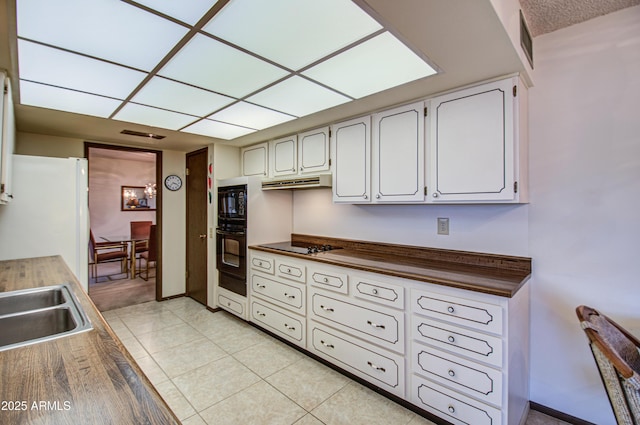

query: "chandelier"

left=145, top=182, right=157, bottom=199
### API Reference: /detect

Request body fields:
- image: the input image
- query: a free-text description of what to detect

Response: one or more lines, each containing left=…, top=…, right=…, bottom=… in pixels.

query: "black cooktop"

left=257, top=242, right=339, bottom=255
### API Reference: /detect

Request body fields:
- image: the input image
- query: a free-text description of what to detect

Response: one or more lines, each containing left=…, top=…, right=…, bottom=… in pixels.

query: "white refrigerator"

left=0, top=155, right=89, bottom=290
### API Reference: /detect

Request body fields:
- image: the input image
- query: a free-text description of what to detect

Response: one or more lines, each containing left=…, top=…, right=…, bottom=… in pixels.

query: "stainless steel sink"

left=0, top=284, right=92, bottom=352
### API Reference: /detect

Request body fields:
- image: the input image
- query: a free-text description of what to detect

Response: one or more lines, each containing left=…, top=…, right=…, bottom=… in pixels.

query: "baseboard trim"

left=160, top=293, right=186, bottom=301
left=530, top=402, right=596, bottom=425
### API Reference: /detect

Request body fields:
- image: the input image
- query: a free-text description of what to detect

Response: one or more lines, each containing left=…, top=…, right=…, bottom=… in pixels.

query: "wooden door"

left=332, top=116, right=371, bottom=203
left=372, top=102, right=425, bottom=203
left=186, top=148, right=208, bottom=306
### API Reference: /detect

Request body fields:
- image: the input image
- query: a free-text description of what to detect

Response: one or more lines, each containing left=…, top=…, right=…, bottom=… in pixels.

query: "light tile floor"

left=103, top=298, right=569, bottom=425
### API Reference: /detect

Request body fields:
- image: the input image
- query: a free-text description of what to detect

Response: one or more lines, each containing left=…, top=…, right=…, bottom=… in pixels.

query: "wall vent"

left=520, top=10, right=534, bottom=69
left=120, top=129, right=165, bottom=140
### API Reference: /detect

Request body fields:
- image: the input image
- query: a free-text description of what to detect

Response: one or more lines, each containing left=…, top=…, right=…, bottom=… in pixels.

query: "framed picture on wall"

left=121, top=186, right=156, bottom=211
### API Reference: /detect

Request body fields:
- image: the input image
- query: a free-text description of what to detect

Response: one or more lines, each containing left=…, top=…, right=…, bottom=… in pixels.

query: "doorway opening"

left=85, top=142, right=163, bottom=311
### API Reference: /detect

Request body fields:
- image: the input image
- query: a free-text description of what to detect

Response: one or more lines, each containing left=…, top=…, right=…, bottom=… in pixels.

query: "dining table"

left=99, top=235, right=149, bottom=279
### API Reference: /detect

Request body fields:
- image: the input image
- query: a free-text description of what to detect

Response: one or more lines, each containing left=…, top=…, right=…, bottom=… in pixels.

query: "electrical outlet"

left=437, top=217, right=449, bottom=235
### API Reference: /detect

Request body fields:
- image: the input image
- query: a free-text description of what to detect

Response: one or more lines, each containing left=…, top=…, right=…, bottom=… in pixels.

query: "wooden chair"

left=89, top=231, right=128, bottom=279
left=130, top=221, right=152, bottom=269
left=139, top=224, right=157, bottom=281
left=576, top=305, right=640, bottom=424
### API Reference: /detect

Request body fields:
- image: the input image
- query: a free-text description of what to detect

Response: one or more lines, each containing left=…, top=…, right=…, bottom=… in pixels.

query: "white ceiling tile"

left=203, top=0, right=382, bottom=70
left=302, top=32, right=437, bottom=98
left=18, top=40, right=146, bottom=99
left=132, top=0, right=217, bottom=25
left=208, top=102, right=295, bottom=129
left=114, top=103, right=197, bottom=130
left=182, top=119, right=256, bottom=140
left=246, top=76, right=350, bottom=117
left=158, top=33, right=289, bottom=98
left=16, top=0, right=188, bottom=71
left=132, top=77, right=235, bottom=117
left=19, top=80, right=122, bottom=118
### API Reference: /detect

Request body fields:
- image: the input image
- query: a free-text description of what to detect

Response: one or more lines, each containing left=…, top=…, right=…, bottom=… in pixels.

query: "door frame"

left=84, top=142, right=164, bottom=301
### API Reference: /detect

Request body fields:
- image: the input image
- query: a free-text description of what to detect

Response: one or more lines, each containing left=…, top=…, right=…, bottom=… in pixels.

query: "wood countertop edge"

left=249, top=246, right=530, bottom=298
left=0, top=256, right=180, bottom=425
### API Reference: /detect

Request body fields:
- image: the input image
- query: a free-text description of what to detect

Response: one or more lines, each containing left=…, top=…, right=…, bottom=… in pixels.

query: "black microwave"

left=218, top=184, right=247, bottom=221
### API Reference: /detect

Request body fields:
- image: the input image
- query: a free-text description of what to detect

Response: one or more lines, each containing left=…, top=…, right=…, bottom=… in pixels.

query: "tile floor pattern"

left=103, top=298, right=570, bottom=425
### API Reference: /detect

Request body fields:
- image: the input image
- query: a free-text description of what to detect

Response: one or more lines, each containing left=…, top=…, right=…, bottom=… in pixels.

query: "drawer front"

left=250, top=253, right=275, bottom=274
left=251, top=273, right=305, bottom=314
left=276, top=259, right=306, bottom=283
left=310, top=292, right=404, bottom=353
left=251, top=300, right=305, bottom=347
left=412, top=343, right=503, bottom=407
left=218, top=294, right=244, bottom=317
left=309, top=323, right=404, bottom=397
left=352, top=274, right=404, bottom=309
left=411, top=375, right=502, bottom=425
left=309, top=268, right=349, bottom=294
left=412, top=290, right=503, bottom=336
left=412, top=316, right=503, bottom=368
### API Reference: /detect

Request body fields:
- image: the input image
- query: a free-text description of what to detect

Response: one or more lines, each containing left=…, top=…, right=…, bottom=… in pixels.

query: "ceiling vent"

left=120, top=129, right=165, bottom=140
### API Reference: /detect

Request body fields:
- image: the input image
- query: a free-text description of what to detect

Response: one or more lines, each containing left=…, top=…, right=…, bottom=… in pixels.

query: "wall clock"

left=164, top=174, right=182, bottom=191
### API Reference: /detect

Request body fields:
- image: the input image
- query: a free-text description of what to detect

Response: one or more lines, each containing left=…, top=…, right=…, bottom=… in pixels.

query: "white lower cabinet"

left=411, top=374, right=502, bottom=425
left=309, top=322, right=405, bottom=398
left=247, top=250, right=529, bottom=425
left=217, top=287, right=247, bottom=320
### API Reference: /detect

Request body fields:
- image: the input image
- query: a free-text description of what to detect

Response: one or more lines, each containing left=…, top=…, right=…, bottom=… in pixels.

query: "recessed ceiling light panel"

left=182, top=119, right=256, bottom=140
left=18, top=40, right=146, bottom=99
left=303, top=32, right=437, bottom=98
left=131, top=76, right=235, bottom=117
left=16, top=0, right=189, bottom=71
left=208, top=102, right=295, bottom=130
left=20, top=81, right=122, bottom=118
left=159, top=34, right=289, bottom=98
left=132, top=0, right=218, bottom=25
left=114, top=103, right=198, bottom=130
left=247, top=76, right=350, bottom=117
left=203, top=0, right=382, bottom=70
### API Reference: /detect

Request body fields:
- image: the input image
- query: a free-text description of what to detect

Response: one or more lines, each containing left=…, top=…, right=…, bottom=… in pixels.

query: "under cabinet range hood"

left=261, top=174, right=332, bottom=190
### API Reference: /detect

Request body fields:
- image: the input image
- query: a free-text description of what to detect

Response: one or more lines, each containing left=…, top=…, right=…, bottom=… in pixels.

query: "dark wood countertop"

left=251, top=235, right=531, bottom=298
left=0, top=256, right=179, bottom=425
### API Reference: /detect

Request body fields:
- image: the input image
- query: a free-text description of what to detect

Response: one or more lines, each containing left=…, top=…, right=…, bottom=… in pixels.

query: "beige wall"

left=16, top=130, right=189, bottom=298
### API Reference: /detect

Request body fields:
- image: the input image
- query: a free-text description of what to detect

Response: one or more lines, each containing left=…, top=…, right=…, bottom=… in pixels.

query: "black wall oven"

left=216, top=184, right=247, bottom=296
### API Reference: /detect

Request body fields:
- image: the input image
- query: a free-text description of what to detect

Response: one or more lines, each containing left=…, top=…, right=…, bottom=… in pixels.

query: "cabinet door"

left=331, top=116, right=371, bottom=203
left=298, top=127, right=330, bottom=174
left=0, top=72, right=15, bottom=204
left=429, top=78, right=516, bottom=202
left=372, top=102, right=425, bottom=202
left=241, top=143, right=268, bottom=177
left=270, top=135, right=297, bottom=177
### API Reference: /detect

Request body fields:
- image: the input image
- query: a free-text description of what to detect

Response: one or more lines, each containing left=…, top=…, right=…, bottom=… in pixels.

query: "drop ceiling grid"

left=14, top=0, right=437, bottom=140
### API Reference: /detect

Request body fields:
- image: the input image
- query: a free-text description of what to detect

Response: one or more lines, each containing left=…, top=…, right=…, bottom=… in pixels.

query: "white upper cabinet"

left=241, top=142, right=268, bottom=177
left=0, top=72, right=15, bottom=204
left=268, top=127, right=330, bottom=178
left=372, top=101, right=425, bottom=203
left=270, top=135, right=297, bottom=177
left=298, top=127, right=330, bottom=175
left=427, top=76, right=527, bottom=203
left=332, top=116, right=370, bottom=203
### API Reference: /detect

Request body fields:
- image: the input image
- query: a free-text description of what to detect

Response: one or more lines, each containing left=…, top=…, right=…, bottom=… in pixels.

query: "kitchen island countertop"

left=0, top=256, right=179, bottom=425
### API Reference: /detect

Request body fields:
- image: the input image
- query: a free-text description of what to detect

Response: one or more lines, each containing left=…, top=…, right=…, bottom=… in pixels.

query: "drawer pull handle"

left=323, top=277, right=329, bottom=283
left=284, top=293, right=296, bottom=299
left=284, top=324, right=295, bottom=331
left=372, top=288, right=378, bottom=295
left=448, top=335, right=455, bottom=343
left=320, top=305, right=334, bottom=312
left=448, top=369, right=456, bottom=377
left=448, top=405, right=455, bottom=414
left=367, top=320, right=386, bottom=329
left=320, top=340, right=334, bottom=349
left=447, top=306, right=455, bottom=313
left=256, top=311, right=266, bottom=317
left=287, top=268, right=292, bottom=273
left=256, top=284, right=266, bottom=289
left=258, top=261, right=263, bottom=266
left=367, top=361, right=386, bottom=372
